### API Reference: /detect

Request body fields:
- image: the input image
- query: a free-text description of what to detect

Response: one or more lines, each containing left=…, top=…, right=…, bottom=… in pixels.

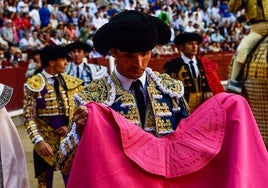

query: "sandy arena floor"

left=17, top=125, right=65, bottom=188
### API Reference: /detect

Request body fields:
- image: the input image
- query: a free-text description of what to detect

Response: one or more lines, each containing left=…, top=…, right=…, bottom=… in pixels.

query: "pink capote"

left=0, top=107, right=29, bottom=188
left=68, top=93, right=268, bottom=188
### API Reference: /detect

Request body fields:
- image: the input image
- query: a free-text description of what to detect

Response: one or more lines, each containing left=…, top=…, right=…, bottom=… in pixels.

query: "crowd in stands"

left=0, top=0, right=249, bottom=69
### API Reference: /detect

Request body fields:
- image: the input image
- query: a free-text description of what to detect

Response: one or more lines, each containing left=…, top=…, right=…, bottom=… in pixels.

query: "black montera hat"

left=93, top=10, right=171, bottom=55
left=40, top=45, right=68, bottom=67
left=66, top=41, right=93, bottom=52
left=174, top=32, right=202, bottom=45
left=0, top=83, right=13, bottom=109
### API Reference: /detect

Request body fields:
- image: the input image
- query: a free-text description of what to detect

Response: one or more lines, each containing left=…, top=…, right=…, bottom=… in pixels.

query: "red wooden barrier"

left=0, top=66, right=27, bottom=111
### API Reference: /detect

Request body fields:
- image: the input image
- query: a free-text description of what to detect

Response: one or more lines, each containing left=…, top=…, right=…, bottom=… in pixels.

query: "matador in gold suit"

left=23, top=45, right=83, bottom=188
left=227, top=0, right=268, bottom=92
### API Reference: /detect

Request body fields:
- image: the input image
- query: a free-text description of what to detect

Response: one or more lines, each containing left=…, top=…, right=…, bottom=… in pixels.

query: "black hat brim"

left=93, top=10, right=171, bottom=55
left=66, top=41, right=93, bottom=53
left=174, top=32, right=202, bottom=45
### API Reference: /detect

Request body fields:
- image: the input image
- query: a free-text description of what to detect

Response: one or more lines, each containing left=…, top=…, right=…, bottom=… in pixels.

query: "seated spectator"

left=221, top=41, right=231, bottom=52
left=209, top=41, right=222, bottom=52
left=19, top=32, right=33, bottom=51
left=29, top=30, right=43, bottom=49
left=88, top=47, right=102, bottom=58
left=21, top=12, right=31, bottom=32
left=25, top=49, right=42, bottom=78
left=66, top=23, right=78, bottom=41
left=49, top=12, right=59, bottom=29
left=50, top=30, right=62, bottom=45
left=184, top=20, right=195, bottom=32
left=0, top=46, right=17, bottom=69
left=5, top=46, right=23, bottom=65
left=152, top=44, right=164, bottom=58
left=0, top=19, right=18, bottom=47
left=106, top=3, right=119, bottom=18
left=29, top=3, right=41, bottom=30
left=0, top=36, right=9, bottom=50
left=210, top=29, right=225, bottom=42
left=200, top=41, right=212, bottom=55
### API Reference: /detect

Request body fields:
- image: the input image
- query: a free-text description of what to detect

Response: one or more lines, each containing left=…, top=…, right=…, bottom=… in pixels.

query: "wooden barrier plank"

left=0, top=66, right=27, bottom=111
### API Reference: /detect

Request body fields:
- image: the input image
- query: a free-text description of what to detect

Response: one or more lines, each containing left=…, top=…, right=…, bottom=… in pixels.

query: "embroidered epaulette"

left=155, top=72, right=184, bottom=97
left=24, top=73, right=45, bottom=92
left=78, top=77, right=110, bottom=103
left=87, top=64, right=108, bottom=80
left=61, top=73, right=84, bottom=89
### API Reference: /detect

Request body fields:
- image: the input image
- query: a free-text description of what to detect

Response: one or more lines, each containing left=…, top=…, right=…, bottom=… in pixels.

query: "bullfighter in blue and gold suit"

left=23, top=45, right=83, bottom=188
left=57, top=10, right=189, bottom=175
left=65, top=41, right=107, bottom=86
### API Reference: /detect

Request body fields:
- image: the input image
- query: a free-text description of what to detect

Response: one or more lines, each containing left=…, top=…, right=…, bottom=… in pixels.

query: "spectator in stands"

left=17, top=0, right=30, bottom=13
left=88, top=47, right=102, bottom=59
left=77, top=14, right=87, bottom=29
left=39, top=0, right=51, bottom=28
left=170, top=14, right=180, bottom=31
left=25, top=49, right=42, bottom=78
left=221, top=41, right=231, bottom=52
left=125, top=0, right=136, bottom=10
left=29, top=3, right=41, bottom=30
left=164, top=32, right=224, bottom=112
left=219, top=0, right=231, bottom=24
left=210, top=29, right=225, bottom=42
left=66, top=5, right=74, bottom=24
left=79, top=21, right=91, bottom=43
left=11, top=12, right=24, bottom=39
left=184, top=20, right=195, bottom=32
left=157, top=6, right=170, bottom=25
left=0, top=83, right=29, bottom=188
left=91, top=11, right=108, bottom=30
left=20, top=12, right=31, bottom=32
left=219, top=20, right=230, bottom=39
left=89, top=0, right=100, bottom=16
left=0, top=36, right=9, bottom=50
left=0, top=46, right=17, bottom=68
left=177, top=13, right=189, bottom=32
left=19, top=31, right=33, bottom=51
left=7, top=1, right=17, bottom=13
left=30, top=30, right=43, bottom=49
left=5, top=46, right=22, bottom=65
left=23, top=45, right=83, bottom=188
left=199, top=41, right=212, bottom=55
left=0, top=46, right=6, bottom=69
left=106, top=3, right=119, bottom=18
left=40, top=32, right=52, bottom=46
left=192, top=12, right=203, bottom=31
left=56, top=4, right=69, bottom=24
left=50, top=30, right=61, bottom=45
left=65, top=40, right=107, bottom=86
left=0, top=19, right=18, bottom=47
left=229, top=41, right=237, bottom=52
left=66, top=23, right=78, bottom=41
left=49, top=12, right=58, bottom=29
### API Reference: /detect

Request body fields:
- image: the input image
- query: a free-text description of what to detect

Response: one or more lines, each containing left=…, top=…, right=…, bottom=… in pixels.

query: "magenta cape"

left=67, top=93, right=268, bottom=188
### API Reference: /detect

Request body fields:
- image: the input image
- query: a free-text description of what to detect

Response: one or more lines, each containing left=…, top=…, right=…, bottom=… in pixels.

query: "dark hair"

left=40, top=45, right=68, bottom=67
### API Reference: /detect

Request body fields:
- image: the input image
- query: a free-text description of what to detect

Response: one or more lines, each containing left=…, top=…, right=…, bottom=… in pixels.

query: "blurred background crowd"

left=0, top=0, right=248, bottom=69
